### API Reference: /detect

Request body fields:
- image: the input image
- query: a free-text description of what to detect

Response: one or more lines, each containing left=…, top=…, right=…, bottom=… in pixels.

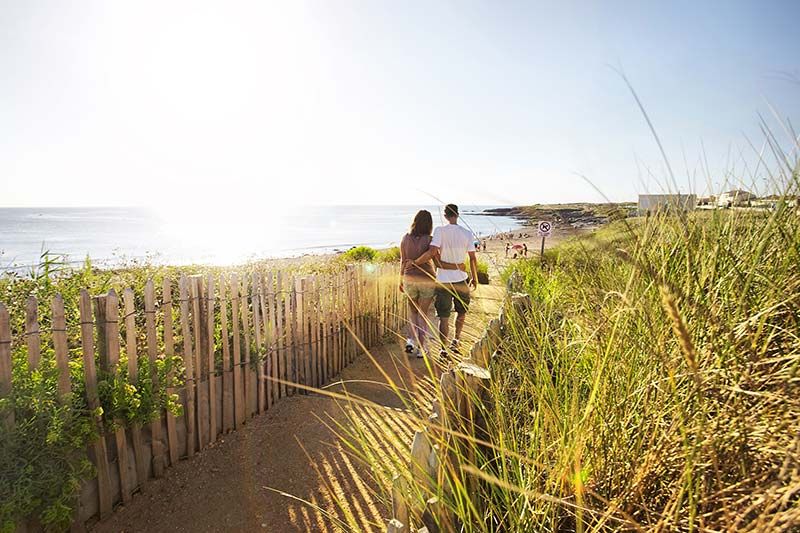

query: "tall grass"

left=332, top=124, right=799, bottom=530
left=484, top=198, right=799, bottom=531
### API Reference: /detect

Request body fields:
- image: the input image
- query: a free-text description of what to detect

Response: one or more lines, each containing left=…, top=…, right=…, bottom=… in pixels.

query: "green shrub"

left=375, top=247, right=401, bottom=263
left=475, top=257, right=490, bottom=284
left=340, top=246, right=377, bottom=262
left=0, top=257, right=187, bottom=531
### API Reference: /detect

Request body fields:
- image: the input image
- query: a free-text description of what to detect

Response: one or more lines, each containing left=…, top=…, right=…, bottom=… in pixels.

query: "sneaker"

left=450, top=339, right=461, bottom=354
left=405, top=338, right=414, bottom=354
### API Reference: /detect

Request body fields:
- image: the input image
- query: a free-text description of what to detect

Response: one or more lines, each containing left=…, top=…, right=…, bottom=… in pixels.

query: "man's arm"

left=468, top=251, right=478, bottom=288
left=413, top=245, right=439, bottom=266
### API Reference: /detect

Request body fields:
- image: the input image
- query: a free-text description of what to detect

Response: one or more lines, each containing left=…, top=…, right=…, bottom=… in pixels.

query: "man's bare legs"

left=438, top=315, right=449, bottom=345
left=454, top=312, right=466, bottom=344
left=438, top=311, right=466, bottom=350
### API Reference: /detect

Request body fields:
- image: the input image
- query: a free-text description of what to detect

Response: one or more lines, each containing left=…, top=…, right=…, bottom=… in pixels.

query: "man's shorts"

left=404, top=278, right=436, bottom=300
left=435, top=281, right=471, bottom=318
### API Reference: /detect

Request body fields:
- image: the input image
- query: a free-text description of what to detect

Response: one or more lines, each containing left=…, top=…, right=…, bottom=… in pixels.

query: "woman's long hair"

left=410, top=209, right=433, bottom=237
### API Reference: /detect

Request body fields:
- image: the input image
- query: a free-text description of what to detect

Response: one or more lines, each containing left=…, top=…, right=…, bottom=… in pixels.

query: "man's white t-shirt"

left=430, top=223, right=476, bottom=283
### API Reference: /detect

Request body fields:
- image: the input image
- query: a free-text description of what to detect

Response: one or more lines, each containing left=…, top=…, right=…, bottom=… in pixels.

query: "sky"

left=1, top=0, right=798, bottom=208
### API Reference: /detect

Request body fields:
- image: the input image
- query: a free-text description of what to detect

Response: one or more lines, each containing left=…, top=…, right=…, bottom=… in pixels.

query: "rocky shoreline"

left=483, top=203, right=633, bottom=229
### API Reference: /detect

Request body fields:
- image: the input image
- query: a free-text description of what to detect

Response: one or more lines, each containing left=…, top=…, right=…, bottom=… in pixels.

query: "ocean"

left=0, top=206, right=522, bottom=272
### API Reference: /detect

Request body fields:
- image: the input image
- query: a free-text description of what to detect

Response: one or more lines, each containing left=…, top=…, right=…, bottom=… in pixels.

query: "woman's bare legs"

left=407, top=295, right=434, bottom=354
left=407, top=297, right=421, bottom=349
left=414, top=296, right=433, bottom=352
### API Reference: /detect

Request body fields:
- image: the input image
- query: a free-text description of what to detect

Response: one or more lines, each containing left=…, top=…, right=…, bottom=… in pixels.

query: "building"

left=638, top=194, right=697, bottom=215
left=717, top=189, right=756, bottom=208
left=697, top=195, right=716, bottom=206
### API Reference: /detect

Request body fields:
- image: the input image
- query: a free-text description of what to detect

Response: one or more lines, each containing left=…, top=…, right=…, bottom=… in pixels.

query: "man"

left=413, top=204, right=478, bottom=355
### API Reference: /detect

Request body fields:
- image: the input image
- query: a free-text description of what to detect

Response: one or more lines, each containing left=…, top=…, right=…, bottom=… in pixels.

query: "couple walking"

left=399, top=204, right=478, bottom=358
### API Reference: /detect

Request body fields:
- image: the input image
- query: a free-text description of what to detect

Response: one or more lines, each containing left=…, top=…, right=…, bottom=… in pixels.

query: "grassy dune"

left=332, top=173, right=799, bottom=530
left=469, top=198, right=799, bottom=531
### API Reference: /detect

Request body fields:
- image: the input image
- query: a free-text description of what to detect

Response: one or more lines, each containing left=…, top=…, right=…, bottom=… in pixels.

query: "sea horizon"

left=0, top=205, right=523, bottom=272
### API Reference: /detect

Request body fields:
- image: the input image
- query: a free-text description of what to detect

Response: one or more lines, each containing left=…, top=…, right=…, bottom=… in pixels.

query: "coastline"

left=0, top=203, right=624, bottom=278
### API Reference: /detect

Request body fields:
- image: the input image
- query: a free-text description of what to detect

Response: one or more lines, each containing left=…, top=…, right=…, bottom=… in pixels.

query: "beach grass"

left=331, top=139, right=799, bottom=530
left=480, top=196, right=799, bottom=531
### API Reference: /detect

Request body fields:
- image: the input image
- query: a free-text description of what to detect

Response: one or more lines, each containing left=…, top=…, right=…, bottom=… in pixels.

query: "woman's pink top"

left=400, top=233, right=434, bottom=279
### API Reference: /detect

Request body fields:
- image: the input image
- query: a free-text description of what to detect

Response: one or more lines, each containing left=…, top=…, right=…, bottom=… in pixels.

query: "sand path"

left=92, top=275, right=506, bottom=533
left=89, top=225, right=586, bottom=533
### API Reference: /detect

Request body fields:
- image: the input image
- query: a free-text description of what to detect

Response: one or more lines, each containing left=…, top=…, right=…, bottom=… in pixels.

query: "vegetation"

left=375, top=246, right=401, bottom=263
left=475, top=257, right=490, bottom=284
left=0, top=255, right=189, bottom=531
left=333, top=129, right=798, bottom=530
left=0, top=253, right=321, bottom=531
left=339, top=245, right=378, bottom=262
left=338, top=245, right=401, bottom=264
left=484, top=198, right=799, bottom=530
left=0, top=247, right=396, bottom=531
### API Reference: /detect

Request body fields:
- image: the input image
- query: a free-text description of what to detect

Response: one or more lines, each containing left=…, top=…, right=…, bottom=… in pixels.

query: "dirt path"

left=92, top=279, right=505, bottom=533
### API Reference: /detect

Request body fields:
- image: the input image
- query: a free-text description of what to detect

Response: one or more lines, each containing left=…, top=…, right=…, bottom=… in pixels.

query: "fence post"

left=239, top=275, right=253, bottom=417
left=206, top=275, right=218, bottom=443
left=310, top=276, right=320, bottom=388
left=252, top=272, right=265, bottom=414
left=161, top=278, right=180, bottom=466
left=275, top=271, right=287, bottom=398
left=24, top=296, right=41, bottom=369
left=190, top=276, right=208, bottom=447
left=78, top=290, right=113, bottom=519
left=229, top=273, right=244, bottom=428
left=123, top=288, right=148, bottom=488
left=286, top=275, right=297, bottom=395
left=100, top=290, right=133, bottom=504
left=219, top=275, right=234, bottom=434
left=178, top=275, right=197, bottom=457
left=0, top=303, right=13, bottom=431
left=51, top=294, right=71, bottom=400
left=144, top=280, right=165, bottom=477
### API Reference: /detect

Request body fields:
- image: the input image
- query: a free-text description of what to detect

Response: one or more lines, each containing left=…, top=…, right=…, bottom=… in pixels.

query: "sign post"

left=537, top=221, right=552, bottom=264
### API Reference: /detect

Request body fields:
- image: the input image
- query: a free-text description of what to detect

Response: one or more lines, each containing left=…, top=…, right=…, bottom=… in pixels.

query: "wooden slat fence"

left=0, top=262, right=404, bottom=529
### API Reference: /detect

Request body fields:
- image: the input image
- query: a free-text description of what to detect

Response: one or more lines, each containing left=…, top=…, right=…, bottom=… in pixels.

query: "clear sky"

left=1, top=0, right=798, bottom=208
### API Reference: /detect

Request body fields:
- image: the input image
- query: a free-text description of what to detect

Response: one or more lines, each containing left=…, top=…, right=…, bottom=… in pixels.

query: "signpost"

left=537, top=221, right=552, bottom=264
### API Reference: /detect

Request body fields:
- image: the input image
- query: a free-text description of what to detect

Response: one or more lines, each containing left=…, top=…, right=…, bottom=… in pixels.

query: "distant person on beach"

left=399, top=210, right=435, bottom=357
left=413, top=204, right=478, bottom=355
left=523, top=243, right=528, bottom=257
left=505, top=242, right=510, bottom=257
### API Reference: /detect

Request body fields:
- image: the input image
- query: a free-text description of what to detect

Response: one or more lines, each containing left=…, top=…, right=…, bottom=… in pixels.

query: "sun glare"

left=154, top=201, right=293, bottom=264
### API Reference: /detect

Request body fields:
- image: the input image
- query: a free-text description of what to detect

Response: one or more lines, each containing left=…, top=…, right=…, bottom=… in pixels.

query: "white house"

left=638, top=194, right=697, bottom=215
left=717, top=190, right=756, bottom=208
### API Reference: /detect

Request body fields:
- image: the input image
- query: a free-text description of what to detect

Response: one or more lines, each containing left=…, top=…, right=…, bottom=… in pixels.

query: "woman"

left=400, top=209, right=435, bottom=357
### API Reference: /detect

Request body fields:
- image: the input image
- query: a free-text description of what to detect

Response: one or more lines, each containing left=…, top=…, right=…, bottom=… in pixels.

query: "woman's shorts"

left=404, top=278, right=436, bottom=300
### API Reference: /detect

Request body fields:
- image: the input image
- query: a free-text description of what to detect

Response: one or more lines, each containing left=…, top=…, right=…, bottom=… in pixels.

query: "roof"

left=721, top=189, right=755, bottom=196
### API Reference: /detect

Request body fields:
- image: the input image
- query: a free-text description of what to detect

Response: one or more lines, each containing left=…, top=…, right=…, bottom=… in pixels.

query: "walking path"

left=93, top=274, right=505, bottom=532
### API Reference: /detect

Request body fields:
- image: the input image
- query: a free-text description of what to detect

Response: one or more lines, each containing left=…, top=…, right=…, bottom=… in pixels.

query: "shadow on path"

left=92, top=283, right=503, bottom=533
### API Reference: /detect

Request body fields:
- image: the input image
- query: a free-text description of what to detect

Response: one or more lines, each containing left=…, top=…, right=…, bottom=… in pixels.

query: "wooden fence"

left=386, top=293, right=531, bottom=533
left=0, top=262, right=404, bottom=530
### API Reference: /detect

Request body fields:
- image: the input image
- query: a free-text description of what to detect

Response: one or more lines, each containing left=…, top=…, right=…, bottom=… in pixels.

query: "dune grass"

left=483, top=198, right=799, bottom=531
left=332, top=164, right=798, bottom=530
